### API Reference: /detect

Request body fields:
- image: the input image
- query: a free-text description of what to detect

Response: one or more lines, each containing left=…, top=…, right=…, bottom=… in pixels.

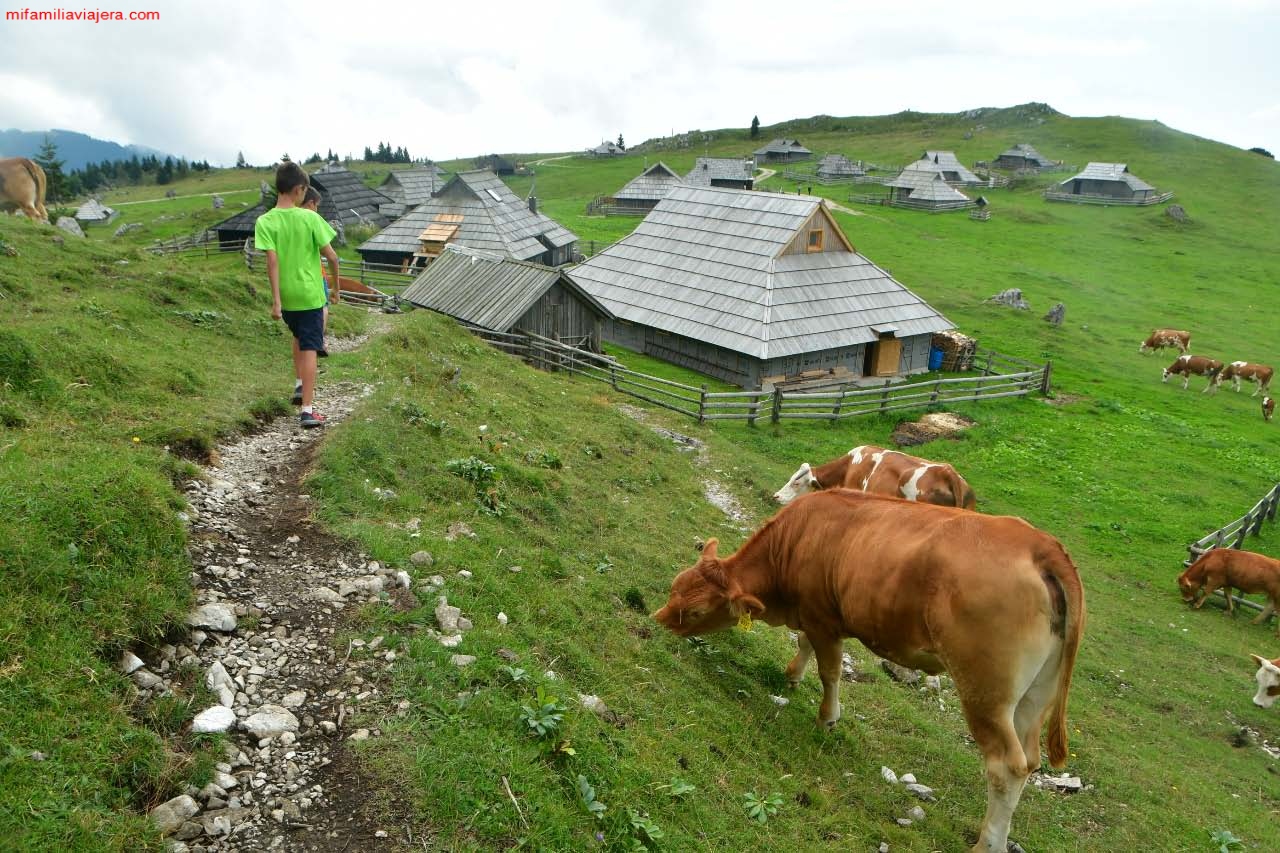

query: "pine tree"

left=363, top=145, right=374, bottom=161
left=235, top=151, right=248, bottom=169
left=617, top=133, right=625, bottom=151
left=33, top=134, right=67, bottom=202
left=327, top=148, right=335, bottom=162
left=750, top=116, right=760, bottom=139
left=156, top=157, right=174, bottom=185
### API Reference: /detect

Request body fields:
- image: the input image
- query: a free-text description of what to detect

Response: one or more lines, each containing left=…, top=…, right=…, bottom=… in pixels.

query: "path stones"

left=150, top=794, right=199, bottom=835
left=119, top=651, right=145, bottom=674
left=206, top=661, right=235, bottom=707
left=241, top=705, right=300, bottom=739
left=192, top=705, right=237, bottom=734
left=409, top=550, right=433, bottom=566
left=188, top=603, right=238, bottom=632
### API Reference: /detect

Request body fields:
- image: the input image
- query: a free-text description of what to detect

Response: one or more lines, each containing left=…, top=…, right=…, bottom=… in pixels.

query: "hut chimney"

left=528, top=195, right=538, bottom=214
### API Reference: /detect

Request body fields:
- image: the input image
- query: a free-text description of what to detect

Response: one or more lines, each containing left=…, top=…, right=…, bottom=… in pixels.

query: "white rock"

left=905, top=783, right=935, bottom=802
left=213, top=771, right=238, bottom=790
left=306, top=587, right=345, bottom=604
left=395, top=571, right=411, bottom=589
left=907, top=806, right=926, bottom=821
left=367, top=561, right=381, bottom=573
left=187, top=603, right=237, bottom=632
left=924, top=675, right=942, bottom=691
left=895, top=818, right=913, bottom=827
left=409, top=550, right=432, bottom=566
left=150, top=794, right=199, bottom=835
left=241, top=705, right=300, bottom=739
left=281, top=690, right=307, bottom=708
left=286, top=535, right=300, bottom=544
left=191, top=706, right=237, bottom=734
left=497, top=612, right=508, bottom=626
left=879, top=844, right=890, bottom=853
left=354, top=575, right=384, bottom=594
left=450, top=654, right=477, bottom=667
left=900, top=773, right=917, bottom=785
left=349, top=728, right=370, bottom=741
left=438, top=634, right=463, bottom=648
left=457, top=617, right=473, bottom=632
left=880, top=766, right=898, bottom=785
left=457, top=569, right=473, bottom=578
left=436, top=597, right=462, bottom=633
left=120, top=651, right=145, bottom=674
left=132, top=669, right=164, bottom=690
left=769, top=694, right=789, bottom=706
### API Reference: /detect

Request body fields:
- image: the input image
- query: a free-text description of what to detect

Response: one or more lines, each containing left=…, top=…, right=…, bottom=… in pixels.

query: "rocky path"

left=130, top=342, right=426, bottom=851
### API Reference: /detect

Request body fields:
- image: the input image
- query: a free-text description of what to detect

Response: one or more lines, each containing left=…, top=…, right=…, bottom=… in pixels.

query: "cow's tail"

left=1041, top=540, right=1085, bottom=769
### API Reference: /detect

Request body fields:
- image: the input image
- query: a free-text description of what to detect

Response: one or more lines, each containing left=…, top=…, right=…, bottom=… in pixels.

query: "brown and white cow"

left=653, top=490, right=1084, bottom=853
left=1178, top=548, right=1280, bottom=634
left=773, top=445, right=976, bottom=509
left=1251, top=654, right=1280, bottom=708
left=1216, top=362, right=1274, bottom=397
left=1162, top=354, right=1223, bottom=392
left=1140, top=328, right=1190, bottom=354
left=0, top=157, right=49, bottom=223
left=1264, top=397, right=1275, bottom=423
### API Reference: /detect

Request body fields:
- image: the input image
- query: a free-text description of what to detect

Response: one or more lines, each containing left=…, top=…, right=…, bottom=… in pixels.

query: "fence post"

left=984, top=351, right=994, bottom=376
left=610, top=363, right=619, bottom=391
left=879, top=380, right=891, bottom=413
left=698, top=385, right=707, bottom=425
left=930, top=380, right=941, bottom=403
left=831, top=383, right=847, bottom=420
left=747, top=393, right=759, bottom=428
left=1041, top=360, right=1053, bottom=394
left=771, top=389, right=783, bottom=424
left=1232, top=518, right=1249, bottom=549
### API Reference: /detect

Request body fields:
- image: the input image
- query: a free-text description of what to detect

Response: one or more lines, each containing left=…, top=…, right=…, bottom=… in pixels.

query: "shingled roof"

left=357, top=170, right=577, bottom=261
left=753, top=138, right=812, bottom=158
left=1058, top=162, right=1155, bottom=192
left=684, top=157, right=755, bottom=186
left=904, top=151, right=982, bottom=184
left=996, top=143, right=1054, bottom=168
left=379, top=167, right=445, bottom=206
left=402, top=245, right=612, bottom=331
left=211, top=202, right=267, bottom=238
left=816, top=154, right=864, bottom=178
left=570, top=185, right=952, bottom=360
left=613, top=162, right=683, bottom=203
left=887, top=169, right=972, bottom=202
left=308, top=165, right=394, bottom=226
left=75, top=198, right=117, bottom=223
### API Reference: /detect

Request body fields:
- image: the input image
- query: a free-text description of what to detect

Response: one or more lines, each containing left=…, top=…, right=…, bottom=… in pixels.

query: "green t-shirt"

left=254, top=207, right=337, bottom=311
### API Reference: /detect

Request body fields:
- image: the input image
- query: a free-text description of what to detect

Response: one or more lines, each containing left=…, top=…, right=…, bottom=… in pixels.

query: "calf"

left=1162, top=354, right=1223, bottom=392
left=1177, top=548, right=1280, bottom=634
left=1251, top=654, right=1280, bottom=708
left=1264, top=396, right=1275, bottom=423
left=654, top=490, right=1084, bottom=852
left=1216, top=361, right=1273, bottom=397
left=773, top=445, right=976, bottom=509
left=1140, top=328, right=1190, bottom=354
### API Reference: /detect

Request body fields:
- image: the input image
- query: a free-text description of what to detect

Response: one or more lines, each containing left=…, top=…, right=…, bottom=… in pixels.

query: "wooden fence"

left=779, top=169, right=863, bottom=186
left=848, top=193, right=979, bottom=213
left=1183, top=483, right=1280, bottom=613
left=1042, top=190, right=1175, bottom=206
left=462, top=326, right=1050, bottom=425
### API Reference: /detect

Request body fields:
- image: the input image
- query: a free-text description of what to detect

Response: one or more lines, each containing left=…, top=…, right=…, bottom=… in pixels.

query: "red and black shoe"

left=299, top=410, right=326, bottom=429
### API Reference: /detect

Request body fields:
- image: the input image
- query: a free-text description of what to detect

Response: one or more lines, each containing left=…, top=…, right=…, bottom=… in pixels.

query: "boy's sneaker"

left=317, top=343, right=329, bottom=358
left=291, top=387, right=303, bottom=406
left=299, top=410, right=326, bottom=429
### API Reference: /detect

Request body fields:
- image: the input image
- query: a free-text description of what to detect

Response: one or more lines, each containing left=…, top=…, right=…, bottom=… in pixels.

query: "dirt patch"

left=1043, top=393, right=1086, bottom=407
left=890, top=412, right=975, bottom=447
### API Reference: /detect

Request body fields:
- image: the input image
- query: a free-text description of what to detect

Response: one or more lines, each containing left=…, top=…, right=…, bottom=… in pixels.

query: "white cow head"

left=1252, top=655, right=1280, bottom=708
left=773, top=462, right=817, bottom=504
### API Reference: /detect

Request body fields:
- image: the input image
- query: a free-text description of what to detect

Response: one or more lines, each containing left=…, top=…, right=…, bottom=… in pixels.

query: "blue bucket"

left=928, top=347, right=944, bottom=371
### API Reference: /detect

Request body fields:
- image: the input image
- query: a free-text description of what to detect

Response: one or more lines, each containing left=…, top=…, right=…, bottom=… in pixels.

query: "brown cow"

left=1140, top=328, right=1190, bottom=354
left=1162, top=354, right=1223, bottom=392
left=1264, top=396, right=1275, bottom=423
left=1178, top=548, right=1280, bottom=634
left=1216, top=361, right=1274, bottom=397
left=1251, top=654, right=1280, bottom=708
left=653, top=490, right=1085, bottom=852
left=773, top=445, right=976, bottom=509
left=0, top=157, right=49, bottom=223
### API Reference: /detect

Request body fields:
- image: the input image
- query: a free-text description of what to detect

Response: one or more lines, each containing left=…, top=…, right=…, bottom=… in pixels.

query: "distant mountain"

left=0, top=128, right=178, bottom=170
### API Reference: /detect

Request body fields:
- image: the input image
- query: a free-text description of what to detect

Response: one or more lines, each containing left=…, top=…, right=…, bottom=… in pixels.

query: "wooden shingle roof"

left=75, top=198, right=116, bottom=221
left=684, top=157, right=754, bottom=186
left=613, top=162, right=683, bottom=202
left=1059, top=162, right=1155, bottom=191
left=816, top=154, right=864, bottom=177
left=308, top=165, right=393, bottom=226
left=913, top=151, right=982, bottom=184
left=570, top=185, right=952, bottom=360
left=753, top=138, right=812, bottom=157
left=402, top=245, right=612, bottom=331
left=887, top=169, right=972, bottom=202
left=358, top=170, right=577, bottom=261
left=380, top=167, right=445, bottom=206
left=997, top=143, right=1053, bottom=168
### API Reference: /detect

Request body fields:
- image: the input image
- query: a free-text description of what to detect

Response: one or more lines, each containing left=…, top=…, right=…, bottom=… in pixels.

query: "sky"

left=1, top=0, right=1278, bottom=166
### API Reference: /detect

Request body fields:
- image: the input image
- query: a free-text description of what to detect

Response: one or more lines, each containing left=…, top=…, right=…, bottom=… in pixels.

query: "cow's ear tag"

left=737, top=612, right=753, bottom=631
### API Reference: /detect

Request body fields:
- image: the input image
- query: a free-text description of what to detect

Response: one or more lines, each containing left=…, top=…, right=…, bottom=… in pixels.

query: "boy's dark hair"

left=303, top=186, right=321, bottom=207
left=275, top=161, right=309, bottom=195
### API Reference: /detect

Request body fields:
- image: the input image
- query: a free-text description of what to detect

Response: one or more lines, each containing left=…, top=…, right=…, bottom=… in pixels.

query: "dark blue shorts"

left=281, top=307, right=325, bottom=351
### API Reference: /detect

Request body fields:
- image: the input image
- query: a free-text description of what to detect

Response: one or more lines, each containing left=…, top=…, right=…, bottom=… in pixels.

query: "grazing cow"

left=1177, top=548, right=1280, bottom=634
left=773, top=445, right=976, bottom=509
left=1216, top=361, right=1274, bottom=397
left=1140, top=328, right=1190, bottom=354
left=653, top=490, right=1084, bottom=852
left=0, top=157, right=49, bottom=223
left=1162, top=354, right=1223, bottom=392
left=1251, top=654, right=1280, bottom=708
left=1264, top=397, right=1275, bottom=423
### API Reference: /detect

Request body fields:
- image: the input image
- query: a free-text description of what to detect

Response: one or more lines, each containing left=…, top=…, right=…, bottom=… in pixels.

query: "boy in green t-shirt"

left=254, top=162, right=339, bottom=428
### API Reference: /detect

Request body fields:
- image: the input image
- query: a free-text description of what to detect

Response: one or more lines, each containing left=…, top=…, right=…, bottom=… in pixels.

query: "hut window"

left=807, top=229, right=823, bottom=251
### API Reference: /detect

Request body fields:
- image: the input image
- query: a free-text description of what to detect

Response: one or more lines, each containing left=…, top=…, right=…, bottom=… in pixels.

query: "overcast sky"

left=2, top=0, right=1277, bottom=165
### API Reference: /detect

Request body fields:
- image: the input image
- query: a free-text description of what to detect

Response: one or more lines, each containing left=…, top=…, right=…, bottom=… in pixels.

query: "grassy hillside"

left=3, top=105, right=1279, bottom=851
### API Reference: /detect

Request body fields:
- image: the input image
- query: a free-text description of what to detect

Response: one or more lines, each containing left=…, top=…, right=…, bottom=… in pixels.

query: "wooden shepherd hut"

left=401, top=245, right=613, bottom=352
left=212, top=203, right=266, bottom=250
left=307, top=164, right=394, bottom=227
left=904, top=151, right=983, bottom=185
left=885, top=169, right=974, bottom=210
left=752, top=138, right=813, bottom=163
left=378, top=166, right=446, bottom=218
left=357, top=170, right=578, bottom=270
left=74, top=198, right=118, bottom=225
left=610, top=162, right=684, bottom=211
left=994, top=143, right=1054, bottom=170
left=1047, top=162, right=1166, bottom=204
left=570, top=185, right=953, bottom=388
left=816, top=154, right=864, bottom=179
left=474, top=154, right=515, bottom=175
left=587, top=140, right=625, bottom=157
left=684, top=157, right=755, bottom=190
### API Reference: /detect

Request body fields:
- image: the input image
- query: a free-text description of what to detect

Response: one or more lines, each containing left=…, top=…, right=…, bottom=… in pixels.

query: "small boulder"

left=191, top=705, right=236, bottom=734
left=410, top=550, right=433, bottom=566
left=119, top=651, right=145, bottom=674
left=450, top=654, right=477, bottom=667
left=241, top=705, right=300, bottom=739
left=187, top=603, right=237, bottom=632
left=149, top=794, right=199, bottom=836
left=55, top=217, right=85, bottom=238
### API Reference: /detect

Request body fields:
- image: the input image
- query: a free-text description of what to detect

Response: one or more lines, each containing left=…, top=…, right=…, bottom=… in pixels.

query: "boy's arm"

left=320, top=244, right=340, bottom=305
left=266, top=250, right=282, bottom=319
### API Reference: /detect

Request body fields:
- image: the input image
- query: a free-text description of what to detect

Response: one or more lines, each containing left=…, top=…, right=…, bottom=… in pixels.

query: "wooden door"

left=872, top=338, right=901, bottom=376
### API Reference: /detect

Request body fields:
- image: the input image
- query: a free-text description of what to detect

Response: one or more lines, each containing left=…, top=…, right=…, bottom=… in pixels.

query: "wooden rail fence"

left=1183, top=482, right=1280, bottom=614
left=462, top=326, right=1050, bottom=425
left=1042, top=190, right=1175, bottom=206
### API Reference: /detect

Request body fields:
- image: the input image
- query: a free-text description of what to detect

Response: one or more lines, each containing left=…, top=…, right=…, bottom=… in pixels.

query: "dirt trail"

left=130, top=323, right=428, bottom=851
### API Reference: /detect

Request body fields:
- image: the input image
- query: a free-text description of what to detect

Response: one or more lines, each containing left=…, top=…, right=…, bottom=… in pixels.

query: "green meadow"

left=3, top=105, right=1279, bottom=850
